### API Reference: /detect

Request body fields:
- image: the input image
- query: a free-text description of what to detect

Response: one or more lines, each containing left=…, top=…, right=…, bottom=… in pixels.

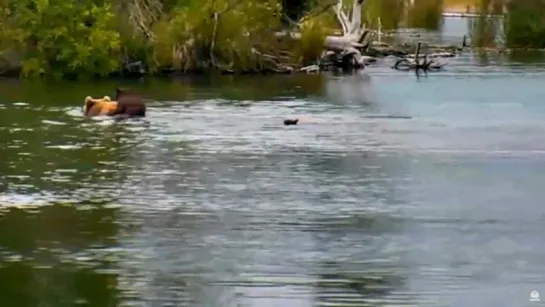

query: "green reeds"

left=504, top=0, right=545, bottom=48
left=406, top=0, right=444, bottom=30
left=294, top=15, right=329, bottom=66
left=363, top=0, right=444, bottom=31
left=468, top=0, right=503, bottom=48
left=470, top=0, right=545, bottom=49
left=364, top=0, right=406, bottom=30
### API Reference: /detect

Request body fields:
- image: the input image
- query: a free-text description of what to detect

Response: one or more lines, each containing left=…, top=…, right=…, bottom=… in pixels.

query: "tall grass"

left=363, top=0, right=406, bottom=30
left=363, top=0, right=445, bottom=31
left=294, top=15, right=330, bottom=66
left=470, top=0, right=545, bottom=49
left=468, top=0, right=503, bottom=48
left=504, top=0, right=545, bottom=48
left=406, top=0, right=444, bottom=29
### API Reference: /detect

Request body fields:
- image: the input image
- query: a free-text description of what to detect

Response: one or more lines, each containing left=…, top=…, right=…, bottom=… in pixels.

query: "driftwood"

left=392, top=42, right=448, bottom=71
left=296, top=0, right=456, bottom=73
left=275, top=0, right=371, bottom=72
left=318, top=0, right=370, bottom=71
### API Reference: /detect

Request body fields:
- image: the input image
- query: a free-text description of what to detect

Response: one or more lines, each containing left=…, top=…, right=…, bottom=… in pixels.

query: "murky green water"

left=1, top=18, right=545, bottom=307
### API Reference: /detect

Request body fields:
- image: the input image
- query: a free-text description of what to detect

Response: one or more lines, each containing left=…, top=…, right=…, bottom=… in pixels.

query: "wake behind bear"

left=83, top=88, right=146, bottom=119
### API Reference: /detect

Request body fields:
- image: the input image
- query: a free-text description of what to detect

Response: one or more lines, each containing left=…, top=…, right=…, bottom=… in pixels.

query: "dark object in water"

left=284, top=118, right=299, bottom=125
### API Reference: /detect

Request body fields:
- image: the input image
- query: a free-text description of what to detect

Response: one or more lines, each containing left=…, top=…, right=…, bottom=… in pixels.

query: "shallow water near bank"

left=1, top=17, right=545, bottom=307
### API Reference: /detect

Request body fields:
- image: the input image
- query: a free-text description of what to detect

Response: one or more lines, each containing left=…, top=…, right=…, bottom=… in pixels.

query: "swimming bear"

left=83, top=88, right=146, bottom=118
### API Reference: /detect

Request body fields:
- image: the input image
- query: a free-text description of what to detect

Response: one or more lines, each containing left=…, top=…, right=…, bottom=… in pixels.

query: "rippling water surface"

left=1, top=18, right=545, bottom=307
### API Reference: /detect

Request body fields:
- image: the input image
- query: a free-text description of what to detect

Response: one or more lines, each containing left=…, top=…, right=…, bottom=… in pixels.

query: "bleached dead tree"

left=325, top=0, right=367, bottom=50
left=320, top=0, right=371, bottom=70
left=277, top=0, right=371, bottom=71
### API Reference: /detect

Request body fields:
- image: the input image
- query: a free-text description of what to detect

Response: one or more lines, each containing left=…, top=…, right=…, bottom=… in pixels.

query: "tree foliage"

left=3, top=0, right=121, bottom=78
left=0, top=0, right=325, bottom=78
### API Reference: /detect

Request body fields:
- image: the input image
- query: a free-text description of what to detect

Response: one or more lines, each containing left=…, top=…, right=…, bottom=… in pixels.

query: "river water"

left=1, top=17, right=545, bottom=307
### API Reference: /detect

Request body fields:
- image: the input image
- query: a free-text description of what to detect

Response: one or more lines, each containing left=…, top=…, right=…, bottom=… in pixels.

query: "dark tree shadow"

left=0, top=202, right=127, bottom=307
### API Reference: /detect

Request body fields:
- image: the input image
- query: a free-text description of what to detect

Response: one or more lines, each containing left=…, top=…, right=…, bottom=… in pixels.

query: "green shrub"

left=470, top=0, right=545, bottom=49
left=6, top=0, right=121, bottom=78
left=504, top=0, right=545, bottom=48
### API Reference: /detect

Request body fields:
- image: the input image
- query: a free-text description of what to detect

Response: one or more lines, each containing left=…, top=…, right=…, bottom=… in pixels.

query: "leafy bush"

left=0, top=0, right=297, bottom=77
left=4, top=0, right=121, bottom=78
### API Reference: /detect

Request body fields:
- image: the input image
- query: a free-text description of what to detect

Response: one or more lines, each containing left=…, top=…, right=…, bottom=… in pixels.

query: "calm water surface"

left=1, top=18, right=545, bottom=307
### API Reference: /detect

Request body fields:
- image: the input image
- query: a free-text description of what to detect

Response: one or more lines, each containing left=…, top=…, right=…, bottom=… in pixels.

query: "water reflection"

left=302, top=150, right=411, bottom=305
left=0, top=203, right=120, bottom=252
left=0, top=203, right=123, bottom=307
left=507, top=50, right=545, bottom=65
left=324, top=71, right=377, bottom=107
left=0, top=261, right=120, bottom=307
left=313, top=260, right=407, bottom=306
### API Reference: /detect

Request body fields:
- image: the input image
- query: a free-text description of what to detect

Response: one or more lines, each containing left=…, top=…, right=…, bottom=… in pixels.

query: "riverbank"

left=0, top=0, right=470, bottom=80
left=2, top=0, right=544, bottom=80
left=0, top=37, right=464, bottom=80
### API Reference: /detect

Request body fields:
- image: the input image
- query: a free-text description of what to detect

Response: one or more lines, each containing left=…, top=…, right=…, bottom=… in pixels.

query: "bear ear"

left=103, top=96, right=111, bottom=101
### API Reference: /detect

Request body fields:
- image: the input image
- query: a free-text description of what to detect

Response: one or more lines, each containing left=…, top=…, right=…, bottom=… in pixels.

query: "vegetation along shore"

left=0, top=0, right=544, bottom=79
